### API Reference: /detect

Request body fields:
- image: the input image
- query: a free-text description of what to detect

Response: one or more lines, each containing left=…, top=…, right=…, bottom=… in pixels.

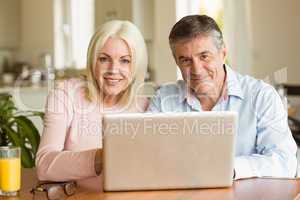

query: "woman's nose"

left=107, top=60, right=120, bottom=72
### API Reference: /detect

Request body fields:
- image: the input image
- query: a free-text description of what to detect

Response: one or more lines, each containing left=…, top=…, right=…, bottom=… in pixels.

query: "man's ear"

left=174, top=58, right=179, bottom=66
left=221, top=46, right=227, bottom=62
left=171, top=50, right=179, bottom=65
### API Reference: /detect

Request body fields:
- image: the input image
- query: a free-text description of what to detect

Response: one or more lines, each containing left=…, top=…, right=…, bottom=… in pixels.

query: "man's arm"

left=234, top=85, right=297, bottom=179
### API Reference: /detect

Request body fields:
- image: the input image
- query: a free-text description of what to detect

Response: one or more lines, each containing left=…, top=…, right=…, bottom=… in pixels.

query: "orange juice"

left=0, top=157, right=21, bottom=192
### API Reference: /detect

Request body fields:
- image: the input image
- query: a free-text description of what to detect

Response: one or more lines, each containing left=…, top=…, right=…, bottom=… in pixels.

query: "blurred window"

left=54, top=0, right=95, bottom=69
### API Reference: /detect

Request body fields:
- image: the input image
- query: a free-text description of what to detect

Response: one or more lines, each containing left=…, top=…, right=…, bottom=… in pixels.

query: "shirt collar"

left=225, top=64, right=244, bottom=100
left=178, top=80, right=188, bottom=103
left=178, top=64, right=244, bottom=103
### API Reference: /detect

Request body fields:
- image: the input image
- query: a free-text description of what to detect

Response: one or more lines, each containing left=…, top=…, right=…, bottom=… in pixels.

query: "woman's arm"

left=36, top=81, right=101, bottom=181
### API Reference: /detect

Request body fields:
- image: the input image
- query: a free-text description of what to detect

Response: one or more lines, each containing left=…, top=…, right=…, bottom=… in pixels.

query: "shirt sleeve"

left=36, top=81, right=97, bottom=181
left=147, top=88, right=162, bottom=113
left=234, top=85, right=297, bottom=179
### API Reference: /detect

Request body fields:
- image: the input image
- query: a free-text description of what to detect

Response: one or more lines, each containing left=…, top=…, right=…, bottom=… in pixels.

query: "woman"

left=36, top=20, right=148, bottom=191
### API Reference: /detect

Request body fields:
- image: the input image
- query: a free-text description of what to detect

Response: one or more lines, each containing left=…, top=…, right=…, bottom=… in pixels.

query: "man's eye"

left=200, top=55, right=209, bottom=61
left=180, top=59, right=192, bottom=65
left=120, top=58, right=131, bottom=64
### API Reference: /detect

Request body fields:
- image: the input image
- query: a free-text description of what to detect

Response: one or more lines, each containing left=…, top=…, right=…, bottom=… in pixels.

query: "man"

left=147, top=15, right=297, bottom=179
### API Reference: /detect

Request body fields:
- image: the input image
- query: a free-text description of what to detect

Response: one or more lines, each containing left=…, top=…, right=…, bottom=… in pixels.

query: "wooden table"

left=1, top=169, right=300, bottom=200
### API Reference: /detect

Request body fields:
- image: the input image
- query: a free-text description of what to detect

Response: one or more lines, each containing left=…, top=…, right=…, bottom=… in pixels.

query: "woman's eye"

left=98, top=57, right=109, bottom=63
left=120, top=58, right=131, bottom=64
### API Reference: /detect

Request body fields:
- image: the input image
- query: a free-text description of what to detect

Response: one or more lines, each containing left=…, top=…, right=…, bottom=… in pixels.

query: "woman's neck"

left=102, top=95, right=120, bottom=108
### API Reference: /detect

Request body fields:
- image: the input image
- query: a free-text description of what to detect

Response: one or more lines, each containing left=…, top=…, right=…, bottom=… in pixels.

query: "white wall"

left=95, top=0, right=132, bottom=28
left=152, top=0, right=177, bottom=84
left=18, top=0, right=54, bottom=66
left=251, top=0, right=300, bottom=84
left=132, top=0, right=154, bottom=41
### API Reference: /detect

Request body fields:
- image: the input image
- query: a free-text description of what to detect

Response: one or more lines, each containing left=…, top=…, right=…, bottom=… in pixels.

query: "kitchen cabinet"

left=0, top=0, right=20, bottom=48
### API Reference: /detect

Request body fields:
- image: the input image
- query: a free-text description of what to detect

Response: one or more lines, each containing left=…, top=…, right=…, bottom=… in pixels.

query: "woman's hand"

left=94, top=149, right=103, bottom=176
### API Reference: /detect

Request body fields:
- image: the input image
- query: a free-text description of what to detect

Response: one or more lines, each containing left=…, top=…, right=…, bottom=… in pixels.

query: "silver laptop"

left=102, top=111, right=237, bottom=191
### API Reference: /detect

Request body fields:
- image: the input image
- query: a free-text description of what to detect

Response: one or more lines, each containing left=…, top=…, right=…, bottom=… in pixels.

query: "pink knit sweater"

left=36, top=78, right=147, bottom=191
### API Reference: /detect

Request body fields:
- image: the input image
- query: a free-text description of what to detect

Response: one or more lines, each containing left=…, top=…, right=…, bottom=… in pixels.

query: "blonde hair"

left=85, top=20, right=148, bottom=107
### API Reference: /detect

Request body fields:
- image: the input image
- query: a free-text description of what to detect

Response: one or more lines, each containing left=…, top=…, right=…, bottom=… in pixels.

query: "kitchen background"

left=0, top=0, right=300, bottom=133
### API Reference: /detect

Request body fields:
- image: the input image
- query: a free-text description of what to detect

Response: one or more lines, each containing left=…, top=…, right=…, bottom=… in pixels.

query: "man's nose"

left=191, top=59, right=204, bottom=74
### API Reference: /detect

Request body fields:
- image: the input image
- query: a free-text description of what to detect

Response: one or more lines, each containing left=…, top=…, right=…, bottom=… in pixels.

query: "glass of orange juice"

left=0, top=146, right=21, bottom=196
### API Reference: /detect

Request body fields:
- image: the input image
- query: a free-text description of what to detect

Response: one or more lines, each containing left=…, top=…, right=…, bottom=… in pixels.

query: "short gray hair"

left=169, top=15, right=224, bottom=54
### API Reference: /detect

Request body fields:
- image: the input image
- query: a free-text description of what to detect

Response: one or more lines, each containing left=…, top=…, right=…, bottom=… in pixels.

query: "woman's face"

left=95, top=37, right=132, bottom=98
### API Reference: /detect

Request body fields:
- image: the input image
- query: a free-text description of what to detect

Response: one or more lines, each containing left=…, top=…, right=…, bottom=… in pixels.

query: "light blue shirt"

left=147, top=65, right=297, bottom=179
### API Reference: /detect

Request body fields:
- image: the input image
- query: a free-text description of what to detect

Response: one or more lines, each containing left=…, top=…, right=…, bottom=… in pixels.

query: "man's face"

left=174, top=35, right=227, bottom=97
